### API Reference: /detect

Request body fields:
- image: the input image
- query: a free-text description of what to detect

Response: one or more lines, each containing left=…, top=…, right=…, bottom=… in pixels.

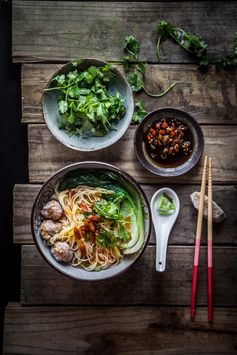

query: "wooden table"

left=3, top=1, right=237, bottom=353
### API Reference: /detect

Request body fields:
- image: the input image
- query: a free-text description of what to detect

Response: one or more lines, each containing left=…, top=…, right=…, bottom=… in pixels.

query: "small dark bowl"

left=134, top=108, right=204, bottom=177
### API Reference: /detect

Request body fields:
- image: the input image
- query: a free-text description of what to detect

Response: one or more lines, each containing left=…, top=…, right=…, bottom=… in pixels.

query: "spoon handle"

left=156, top=230, right=170, bottom=272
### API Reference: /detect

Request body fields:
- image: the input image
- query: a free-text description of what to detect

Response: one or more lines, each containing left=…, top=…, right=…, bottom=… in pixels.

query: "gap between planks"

left=21, top=63, right=237, bottom=125
left=27, top=124, right=237, bottom=184
left=13, top=183, right=237, bottom=245
left=3, top=303, right=237, bottom=355
left=12, top=1, right=237, bottom=63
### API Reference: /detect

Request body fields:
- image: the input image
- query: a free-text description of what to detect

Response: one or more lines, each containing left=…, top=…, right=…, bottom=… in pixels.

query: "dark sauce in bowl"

left=144, top=117, right=193, bottom=168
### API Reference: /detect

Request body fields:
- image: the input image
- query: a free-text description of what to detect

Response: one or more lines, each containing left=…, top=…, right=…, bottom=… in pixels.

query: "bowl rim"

left=134, top=107, right=204, bottom=177
left=31, top=161, right=152, bottom=282
left=41, top=58, right=134, bottom=152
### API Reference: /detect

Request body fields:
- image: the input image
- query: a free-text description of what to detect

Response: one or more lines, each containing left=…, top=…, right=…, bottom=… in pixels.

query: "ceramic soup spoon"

left=151, top=187, right=180, bottom=272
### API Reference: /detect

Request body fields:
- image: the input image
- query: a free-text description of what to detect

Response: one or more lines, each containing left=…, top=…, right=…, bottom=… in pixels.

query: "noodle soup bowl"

left=31, top=161, right=151, bottom=281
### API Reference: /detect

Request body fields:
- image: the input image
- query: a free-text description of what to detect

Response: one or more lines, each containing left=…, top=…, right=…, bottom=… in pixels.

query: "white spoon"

left=151, top=187, right=180, bottom=272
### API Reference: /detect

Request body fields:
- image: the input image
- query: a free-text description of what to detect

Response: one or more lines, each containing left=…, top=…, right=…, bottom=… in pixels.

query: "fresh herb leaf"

left=132, top=101, right=147, bottom=123
left=127, top=66, right=176, bottom=97
left=215, top=32, right=237, bottom=70
left=44, top=65, right=126, bottom=137
left=137, top=62, right=146, bottom=74
left=156, top=20, right=209, bottom=71
left=124, top=35, right=140, bottom=59
left=123, top=34, right=176, bottom=97
left=58, top=100, right=68, bottom=113
left=123, top=35, right=140, bottom=71
left=127, top=71, right=144, bottom=92
left=55, top=74, right=66, bottom=86
left=97, top=230, right=119, bottom=248
left=94, top=199, right=122, bottom=220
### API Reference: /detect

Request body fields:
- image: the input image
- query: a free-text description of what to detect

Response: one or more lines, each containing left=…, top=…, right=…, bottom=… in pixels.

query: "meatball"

left=40, top=219, right=62, bottom=241
left=51, top=242, right=73, bottom=263
left=41, top=200, right=63, bottom=221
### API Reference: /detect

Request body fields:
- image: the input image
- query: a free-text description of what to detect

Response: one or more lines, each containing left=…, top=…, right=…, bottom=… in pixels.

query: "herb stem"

left=143, top=81, right=176, bottom=98
left=44, top=82, right=77, bottom=92
left=126, top=48, right=138, bottom=61
left=43, top=86, right=64, bottom=92
left=156, top=36, right=161, bottom=61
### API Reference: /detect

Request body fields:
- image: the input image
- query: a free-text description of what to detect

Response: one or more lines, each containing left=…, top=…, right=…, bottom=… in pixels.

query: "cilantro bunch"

left=123, top=35, right=176, bottom=97
left=123, top=35, right=176, bottom=123
left=156, top=20, right=209, bottom=71
left=156, top=20, right=237, bottom=71
left=44, top=63, right=126, bottom=137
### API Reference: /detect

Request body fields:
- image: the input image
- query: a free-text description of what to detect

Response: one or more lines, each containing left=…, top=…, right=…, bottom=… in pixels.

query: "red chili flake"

left=89, top=214, right=101, bottom=222
left=162, top=121, right=168, bottom=129
left=80, top=202, right=88, bottom=212
left=150, top=128, right=156, bottom=136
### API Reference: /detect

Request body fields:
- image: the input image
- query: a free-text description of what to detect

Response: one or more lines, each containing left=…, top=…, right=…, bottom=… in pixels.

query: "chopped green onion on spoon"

left=156, top=193, right=176, bottom=215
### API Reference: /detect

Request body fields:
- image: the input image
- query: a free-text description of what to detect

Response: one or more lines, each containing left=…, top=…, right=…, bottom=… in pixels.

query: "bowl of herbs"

left=42, top=59, right=134, bottom=151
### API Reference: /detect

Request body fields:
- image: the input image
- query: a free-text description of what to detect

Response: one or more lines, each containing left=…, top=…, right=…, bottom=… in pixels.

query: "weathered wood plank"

left=21, top=64, right=237, bottom=124
left=28, top=124, right=237, bottom=184
left=13, top=184, right=236, bottom=245
left=3, top=303, right=237, bottom=355
left=12, top=1, right=237, bottom=63
left=21, top=245, right=237, bottom=306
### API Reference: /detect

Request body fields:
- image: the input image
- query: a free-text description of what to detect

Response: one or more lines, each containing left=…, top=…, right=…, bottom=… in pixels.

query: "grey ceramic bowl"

left=31, top=161, right=151, bottom=281
left=134, top=108, right=204, bottom=177
left=42, top=59, right=134, bottom=151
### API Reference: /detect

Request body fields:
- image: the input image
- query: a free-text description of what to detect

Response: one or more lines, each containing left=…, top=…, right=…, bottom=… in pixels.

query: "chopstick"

left=208, top=157, right=213, bottom=322
left=190, top=155, right=208, bottom=320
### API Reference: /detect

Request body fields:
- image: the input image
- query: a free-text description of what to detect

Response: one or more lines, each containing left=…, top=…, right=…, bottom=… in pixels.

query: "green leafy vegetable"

left=58, top=170, right=145, bottom=254
left=215, top=32, right=237, bottom=70
left=116, top=222, right=130, bottom=241
left=94, top=190, right=124, bottom=220
left=44, top=64, right=126, bottom=137
left=156, top=193, right=176, bottom=215
left=156, top=20, right=209, bottom=71
left=126, top=71, right=144, bottom=92
left=123, top=35, right=140, bottom=71
left=97, top=230, right=120, bottom=248
left=132, top=101, right=148, bottom=123
left=123, top=34, right=176, bottom=99
left=126, top=68, right=176, bottom=97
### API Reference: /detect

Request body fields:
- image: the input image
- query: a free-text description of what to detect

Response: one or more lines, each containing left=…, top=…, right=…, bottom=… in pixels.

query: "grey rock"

left=190, top=191, right=225, bottom=223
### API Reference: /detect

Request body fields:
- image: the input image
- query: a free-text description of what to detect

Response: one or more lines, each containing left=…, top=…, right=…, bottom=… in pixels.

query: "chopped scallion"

left=156, top=193, right=176, bottom=215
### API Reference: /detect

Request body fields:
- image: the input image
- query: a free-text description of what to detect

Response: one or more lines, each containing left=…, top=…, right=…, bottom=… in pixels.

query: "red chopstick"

left=190, top=156, right=208, bottom=320
left=207, top=157, right=213, bottom=322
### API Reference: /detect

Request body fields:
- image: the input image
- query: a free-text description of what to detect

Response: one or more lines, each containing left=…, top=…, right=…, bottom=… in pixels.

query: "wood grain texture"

left=12, top=1, right=237, bottom=63
left=13, top=184, right=236, bottom=245
left=28, top=124, right=237, bottom=184
left=21, top=64, right=237, bottom=124
left=21, top=245, right=237, bottom=306
left=3, top=303, right=237, bottom=355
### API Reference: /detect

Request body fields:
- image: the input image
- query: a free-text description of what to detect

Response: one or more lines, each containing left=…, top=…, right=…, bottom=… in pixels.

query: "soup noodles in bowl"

left=31, top=161, right=151, bottom=281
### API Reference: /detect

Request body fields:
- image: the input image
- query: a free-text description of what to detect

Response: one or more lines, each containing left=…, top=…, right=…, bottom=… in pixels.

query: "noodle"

left=44, top=185, right=132, bottom=271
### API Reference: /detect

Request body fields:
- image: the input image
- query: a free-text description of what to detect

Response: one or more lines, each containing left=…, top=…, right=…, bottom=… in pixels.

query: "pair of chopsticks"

left=190, top=156, right=213, bottom=322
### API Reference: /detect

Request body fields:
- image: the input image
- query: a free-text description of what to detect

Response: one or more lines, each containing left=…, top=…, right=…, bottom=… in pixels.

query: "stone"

left=190, top=191, right=225, bottom=223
